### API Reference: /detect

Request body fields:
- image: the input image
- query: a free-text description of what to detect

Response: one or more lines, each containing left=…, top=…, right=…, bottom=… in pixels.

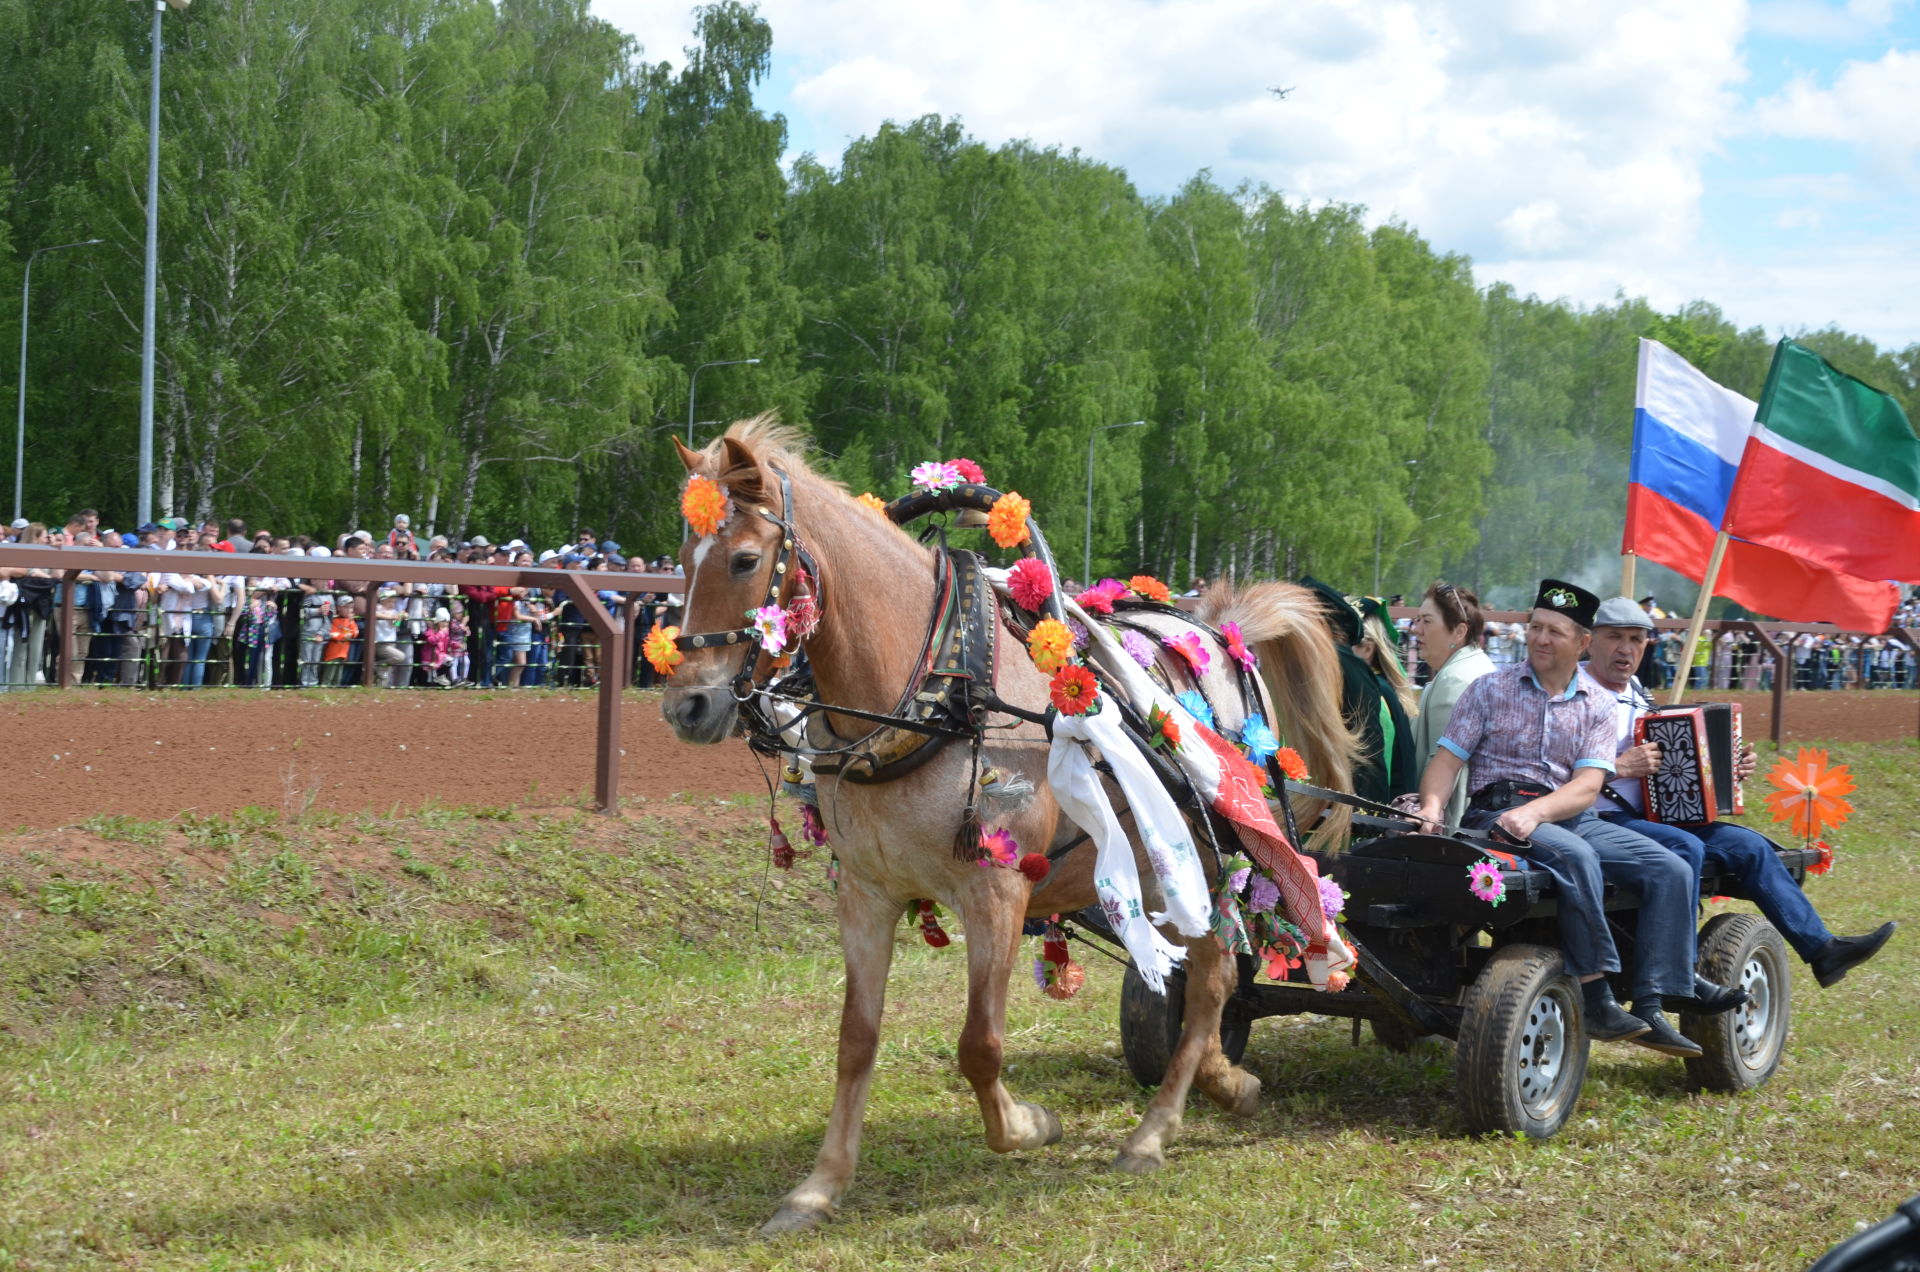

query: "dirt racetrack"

left=5, top=687, right=763, bottom=831
left=4, top=686, right=1914, bottom=832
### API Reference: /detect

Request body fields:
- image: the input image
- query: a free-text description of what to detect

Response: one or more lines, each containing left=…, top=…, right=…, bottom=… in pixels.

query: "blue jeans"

left=1463, top=808, right=1694, bottom=997
left=1602, top=814, right=1832, bottom=962
left=184, top=612, right=219, bottom=688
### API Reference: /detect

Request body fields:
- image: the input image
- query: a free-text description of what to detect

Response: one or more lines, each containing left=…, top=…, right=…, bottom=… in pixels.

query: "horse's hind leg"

left=958, top=882, right=1065, bottom=1153
left=760, top=880, right=898, bottom=1237
left=1113, top=935, right=1257, bottom=1173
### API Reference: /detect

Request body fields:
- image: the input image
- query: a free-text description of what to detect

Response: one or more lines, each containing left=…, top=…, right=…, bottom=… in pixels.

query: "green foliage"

left=4, top=2, right=1913, bottom=591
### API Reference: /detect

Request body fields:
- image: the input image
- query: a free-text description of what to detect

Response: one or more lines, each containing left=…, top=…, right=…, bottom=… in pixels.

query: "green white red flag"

left=1723, top=339, right=1920, bottom=606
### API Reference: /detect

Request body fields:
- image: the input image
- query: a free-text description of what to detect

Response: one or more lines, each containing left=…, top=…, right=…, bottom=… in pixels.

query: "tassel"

left=978, top=766, right=1036, bottom=815
left=916, top=899, right=951, bottom=947
left=1034, top=916, right=1084, bottom=999
left=953, top=801, right=985, bottom=863
left=768, top=817, right=795, bottom=870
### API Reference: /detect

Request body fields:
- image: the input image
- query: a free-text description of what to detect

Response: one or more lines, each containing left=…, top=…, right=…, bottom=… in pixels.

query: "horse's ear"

left=673, top=437, right=702, bottom=471
left=718, top=435, right=768, bottom=506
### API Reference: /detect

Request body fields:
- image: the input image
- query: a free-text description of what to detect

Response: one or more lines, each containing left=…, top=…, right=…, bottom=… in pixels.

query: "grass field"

left=2, top=741, right=1916, bottom=1271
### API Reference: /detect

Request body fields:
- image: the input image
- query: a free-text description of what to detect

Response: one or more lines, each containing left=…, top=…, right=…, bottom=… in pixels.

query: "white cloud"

left=594, top=0, right=1919, bottom=348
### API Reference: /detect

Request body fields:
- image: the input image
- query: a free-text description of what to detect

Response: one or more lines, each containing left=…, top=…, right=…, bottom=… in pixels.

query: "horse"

left=658, top=417, right=1358, bottom=1236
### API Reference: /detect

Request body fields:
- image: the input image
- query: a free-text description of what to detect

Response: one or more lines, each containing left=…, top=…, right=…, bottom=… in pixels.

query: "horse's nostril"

left=677, top=692, right=708, bottom=727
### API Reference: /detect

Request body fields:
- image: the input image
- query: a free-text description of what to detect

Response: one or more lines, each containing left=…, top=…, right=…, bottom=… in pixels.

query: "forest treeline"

left=4, top=0, right=1916, bottom=602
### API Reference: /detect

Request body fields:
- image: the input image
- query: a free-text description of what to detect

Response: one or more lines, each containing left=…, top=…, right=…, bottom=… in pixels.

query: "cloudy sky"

left=598, top=0, right=1920, bottom=351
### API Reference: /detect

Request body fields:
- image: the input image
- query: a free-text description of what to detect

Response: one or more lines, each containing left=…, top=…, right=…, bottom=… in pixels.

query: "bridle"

left=671, top=465, right=822, bottom=708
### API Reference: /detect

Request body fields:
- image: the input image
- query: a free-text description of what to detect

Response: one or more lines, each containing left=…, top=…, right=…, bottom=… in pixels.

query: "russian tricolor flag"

left=1625, top=339, right=1899, bottom=631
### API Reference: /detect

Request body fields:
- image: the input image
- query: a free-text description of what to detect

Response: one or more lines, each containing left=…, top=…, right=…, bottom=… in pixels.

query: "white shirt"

left=1596, top=675, right=1652, bottom=815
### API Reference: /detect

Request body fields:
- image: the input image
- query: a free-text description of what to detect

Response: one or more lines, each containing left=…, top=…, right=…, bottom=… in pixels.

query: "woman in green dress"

left=1405, top=582, right=1494, bottom=831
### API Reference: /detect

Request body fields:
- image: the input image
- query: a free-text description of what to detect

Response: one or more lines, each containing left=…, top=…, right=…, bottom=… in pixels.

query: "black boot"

left=1670, top=974, right=1750, bottom=1016
left=1582, top=979, right=1650, bottom=1042
left=1629, top=996, right=1703, bottom=1058
left=1810, top=922, right=1896, bottom=988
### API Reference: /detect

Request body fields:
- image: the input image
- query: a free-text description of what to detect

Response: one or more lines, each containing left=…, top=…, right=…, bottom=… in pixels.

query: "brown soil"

left=3, top=687, right=764, bottom=831
left=2, top=686, right=1911, bottom=833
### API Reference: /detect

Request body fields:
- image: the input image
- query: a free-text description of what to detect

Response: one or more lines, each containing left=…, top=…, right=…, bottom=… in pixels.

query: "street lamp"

left=136, top=0, right=191, bottom=528
left=1085, top=419, right=1147, bottom=585
left=686, top=358, right=762, bottom=448
left=15, top=238, right=104, bottom=521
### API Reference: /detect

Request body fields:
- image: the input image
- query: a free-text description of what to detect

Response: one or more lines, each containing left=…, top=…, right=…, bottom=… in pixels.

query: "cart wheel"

left=1455, top=943, right=1589, bottom=1139
left=1118, top=963, right=1251, bottom=1088
left=1682, top=913, right=1791, bottom=1092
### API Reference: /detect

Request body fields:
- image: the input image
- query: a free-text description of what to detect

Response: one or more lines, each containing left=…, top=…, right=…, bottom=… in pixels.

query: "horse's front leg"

left=760, top=879, right=899, bottom=1237
left=958, top=880, right=1065, bottom=1153
left=1113, top=934, right=1256, bottom=1173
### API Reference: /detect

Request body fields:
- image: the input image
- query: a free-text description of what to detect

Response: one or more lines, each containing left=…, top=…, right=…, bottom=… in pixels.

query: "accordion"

left=1635, top=702, right=1744, bottom=825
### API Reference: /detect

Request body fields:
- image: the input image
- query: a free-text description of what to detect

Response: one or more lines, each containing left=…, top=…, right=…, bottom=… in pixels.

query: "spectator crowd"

left=0, top=510, right=685, bottom=691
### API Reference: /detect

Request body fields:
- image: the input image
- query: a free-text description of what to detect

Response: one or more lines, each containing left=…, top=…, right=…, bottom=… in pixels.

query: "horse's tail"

left=1198, top=581, right=1360, bottom=854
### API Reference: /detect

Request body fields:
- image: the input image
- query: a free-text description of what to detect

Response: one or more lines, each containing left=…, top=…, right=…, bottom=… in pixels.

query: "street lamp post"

left=15, top=238, right=104, bottom=521
left=1085, top=419, right=1147, bottom=586
left=136, top=0, right=190, bottom=528
left=685, top=357, right=762, bottom=448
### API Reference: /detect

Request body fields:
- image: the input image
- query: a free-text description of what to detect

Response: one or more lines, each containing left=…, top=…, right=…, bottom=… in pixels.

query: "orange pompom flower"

left=1128, top=575, right=1172, bottom=603
left=1027, top=618, right=1074, bottom=673
left=643, top=622, right=683, bottom=677
left=1764, top=747, right=1856, bottom=839
left=988, top=491, right=1032, bottom=549
left=857, top=492, right=889, bottom=515
left=1273, top=747, right=1310, bottom=782
left=681, top=476, right=730, bottom=537
left=1049, top=664, right=1100, bottom=715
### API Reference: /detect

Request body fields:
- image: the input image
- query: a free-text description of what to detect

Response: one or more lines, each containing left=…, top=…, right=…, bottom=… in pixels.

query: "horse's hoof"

left=1111, top=1149, right=1164, bottom=1175
left=1024, top=1101, right=1065, bottom=1148
left=759, top=1205, right=831, bottom=1238
left=1213, top=1071, right=1262, bottom=1119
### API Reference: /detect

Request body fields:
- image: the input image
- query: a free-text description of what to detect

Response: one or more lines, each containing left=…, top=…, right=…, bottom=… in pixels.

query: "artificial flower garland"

left=643, top=622, right=683, bottom=677
left=682, top=475, right=730, bottom=537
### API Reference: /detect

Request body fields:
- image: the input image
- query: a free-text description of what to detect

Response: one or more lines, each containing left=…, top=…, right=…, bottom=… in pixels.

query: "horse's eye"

left=730, top=552, right=761, bottom=575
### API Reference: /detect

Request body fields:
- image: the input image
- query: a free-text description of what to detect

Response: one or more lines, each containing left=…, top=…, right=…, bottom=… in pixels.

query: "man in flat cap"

left=1585, top=597, right=1895, bottom=992
left=1414, top=579, right=1741, bottom=1054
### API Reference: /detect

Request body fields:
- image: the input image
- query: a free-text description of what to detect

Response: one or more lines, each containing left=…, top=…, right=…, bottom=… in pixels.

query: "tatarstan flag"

left=1724, top=339, right=1920, bottom=598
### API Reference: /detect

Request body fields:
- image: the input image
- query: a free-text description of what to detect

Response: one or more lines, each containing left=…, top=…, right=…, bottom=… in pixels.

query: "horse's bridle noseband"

left=671, top=465, right=821, bottom=705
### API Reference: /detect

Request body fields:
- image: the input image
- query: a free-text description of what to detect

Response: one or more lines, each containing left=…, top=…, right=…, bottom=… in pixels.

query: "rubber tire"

left=1682, top=913, right=1791, bottom=1093
left=1455, top=943, right=1590, bottom=1139
left=1118, top=962, right=1251, bottom=1088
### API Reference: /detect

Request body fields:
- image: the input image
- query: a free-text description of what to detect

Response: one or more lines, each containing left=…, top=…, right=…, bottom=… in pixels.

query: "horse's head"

left=659, top=426, right=803, bottom=745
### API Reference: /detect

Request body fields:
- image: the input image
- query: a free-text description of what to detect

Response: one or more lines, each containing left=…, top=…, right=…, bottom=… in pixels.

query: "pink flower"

left=910, top=460, right=963, bottom=491
left=949, top=457, right=986, bottom=484
left=978, top=826, right=1021, bottom=867
left=799, top=803, right=828, bottom=847
left=750, top=604, right=789, bottom=655
left=1007, top=558, right=1054, bottom=611
left=1222, top=621, right=1257, bottom=672
left=1165, top=630, right=1212, bottom=674
left=1466, top=860, right=1506, bottom=906
left=1075, top=586, right=1115, bottom=615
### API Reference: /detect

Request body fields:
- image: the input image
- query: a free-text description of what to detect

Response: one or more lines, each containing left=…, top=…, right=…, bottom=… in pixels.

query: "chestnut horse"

left=659, top=419, right=1356, bottom=1236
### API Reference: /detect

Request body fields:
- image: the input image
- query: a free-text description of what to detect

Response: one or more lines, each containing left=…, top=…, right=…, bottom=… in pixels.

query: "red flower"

left=1074, top=586, right=1115, bottom=615
left=1274, top=747, right=1309, bottom=782
left=1146, top=703, right=1181, bottom=752
left=1809, top=840, right=1835, bottom=876
left=1008, top=558, right=1054, bottom=611
left=1049, top=664, right=1100, bottom=715
left=949, top=457, right=986, bottom=484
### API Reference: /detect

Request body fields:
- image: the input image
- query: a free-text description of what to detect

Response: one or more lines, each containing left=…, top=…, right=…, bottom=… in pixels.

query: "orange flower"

left=1764, top=747, right=1855, bottom=839
left=1128, top=575, right=1172, bottom=603
left=1274, top=747, right=1310, bottom=782
left=988, top=491, right=1032, bottom=549
left=681, top=476, right=729, bottom=537
left=1049, top=664, right=1100, bottom=716
left=857, top=492, right=888, bottom=515
left=643, top=622, right=683, bottom=677
left=1027, top=618, right=1073, bottom=673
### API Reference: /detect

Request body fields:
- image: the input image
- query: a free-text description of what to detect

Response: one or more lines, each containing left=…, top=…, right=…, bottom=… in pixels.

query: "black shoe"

left=1810, top=922, right=1895, bottom=988
left=1583, top=990, right=1652, bottom=1043
left=1671, top=974, right=1750, bottom=1016
left=1630, top=1010, right=1704, bottom=1058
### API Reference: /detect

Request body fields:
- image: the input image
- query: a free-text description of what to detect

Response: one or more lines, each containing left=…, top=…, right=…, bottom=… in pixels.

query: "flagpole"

left=1668, top=531, right=1731, bottom=706
left=1620, top=552, right=1637, bottom=603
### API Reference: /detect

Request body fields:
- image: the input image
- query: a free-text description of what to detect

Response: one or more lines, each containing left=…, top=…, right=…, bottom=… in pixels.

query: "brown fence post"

left=361, top=588, right=378, bottom=689
left=1741, top=622, right=1787, bottom=746
left=560, top=572, right=625, bottom=815
left=1899, top=627, right=1920, bottom=743
left=55, top=568, right=79, bottom=690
